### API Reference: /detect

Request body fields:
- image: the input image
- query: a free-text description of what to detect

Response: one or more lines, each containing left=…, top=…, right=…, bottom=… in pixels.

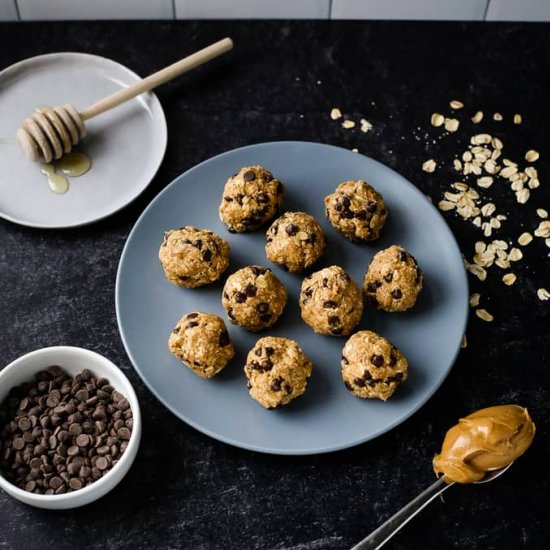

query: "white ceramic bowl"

left=0, top=346, right=141, bottom=509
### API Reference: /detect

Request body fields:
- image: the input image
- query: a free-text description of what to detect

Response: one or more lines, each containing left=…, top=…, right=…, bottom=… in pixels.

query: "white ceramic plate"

left=0, top=53, right=167, bottom=228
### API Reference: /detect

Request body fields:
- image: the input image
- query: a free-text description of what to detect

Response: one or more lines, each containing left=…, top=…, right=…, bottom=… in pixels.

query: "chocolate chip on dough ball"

left=341, top=330, right=408, bottom=401
left=219, top=166, right=284, bottom=232
left=363, top=245, right=424, bottom=312
left=222, top=265, right=287, bottom=332
left=324, top=180, right=388, bottom=242
left=159, top=226, right=230, bottom=288
left=265, top=211, right=326, bottom=272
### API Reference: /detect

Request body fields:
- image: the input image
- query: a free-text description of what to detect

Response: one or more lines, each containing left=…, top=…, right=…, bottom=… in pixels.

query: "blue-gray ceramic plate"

left=116, top=141, right=468, bottom=455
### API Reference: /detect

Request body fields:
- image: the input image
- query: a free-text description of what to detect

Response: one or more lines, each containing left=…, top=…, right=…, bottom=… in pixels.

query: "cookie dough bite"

left=265, top=211, right=326, bottom=272
left=341, top=330, right=408, bottom=400
left=219, top=165, right=284, bottom=232
left=299, top=265, right=363, bottom=336
left=244, top=336, right=313, bottom=409
left=324, top=180, right=388, bottom=242
left=159, top=226, right=230, bottom=288
left=222, top=265, right=287, bottom=332
left=169, top=312, right=235, bottom=378
left=363, top=245, right=424, bottom=312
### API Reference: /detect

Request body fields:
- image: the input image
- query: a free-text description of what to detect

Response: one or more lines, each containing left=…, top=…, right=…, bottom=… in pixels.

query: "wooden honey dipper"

left=16, top=38, right=233, bottom=163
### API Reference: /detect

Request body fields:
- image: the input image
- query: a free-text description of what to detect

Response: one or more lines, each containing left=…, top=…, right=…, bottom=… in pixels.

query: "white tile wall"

left=0, top=0, right=18, bottom=21
left=331, top=0, right=488, bottom=20
left=17, top=0, right=174, bottom=21
left=486, top=0, right=550, bottom=21
left=175, top=0, right=330, bottom=19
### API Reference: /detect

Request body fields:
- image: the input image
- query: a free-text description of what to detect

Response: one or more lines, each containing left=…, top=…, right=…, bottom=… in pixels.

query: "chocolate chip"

left=234, top=292, right=247, bottom=304
left=219, top=331, right=230, bottom=347
left=362, top=370, right=373, bottom=381
left=339, top=196, right=351, bottom=208
left=255, top=348, right=262, bottom=357
left=223, top=196, right=233, bottom=202
left=371, top=355, right=384, bottom=367
left=340, top=210, right=354, bottom=220
left=391, top=288, right=403, bottom=299
left=389, top=354, right=397, bottom=366
left=186, top=321, right=199, bottom=329
left=259, top=313, right=272, bottom=323
left=340, top=272, right=351, bottom=283
left=366, top=282, right=378, bottom=293
left=227, top=308, right=236, bottom=321
left=384, top=272, right=393, bottom=283
left=367, top=201, right=377, bottom=213
left=355, top=210, right=367, bottom=220
left=256, top=302, right=269, bottom=314
left=235, top=193, right=244, bottom=205
left=201, top=249, right=212, bottom=262
left=172, top=327, right=180, bottom=334
left=354, top=377, right=365, bottom=387
left=342, top=356, right=349, bottom=365
left=305, top=233, right=317, bottom=245
left=270, top=377, right=283, bottom=391
left=250, top=266, right=267, bottom=276
left=328, top=315, right=340, bottom=325
left=243, top=170, right=255, bottom=182
left=323, top=300, right=338, bottom=309
left=322, top=278, right=329, bottom=288
left=260, top=360, right=273, bottom=371
left=331, top=327, right=343, bottom=335
left=244, top=284, right=257, bottom=297
left=303, top=288, right=313, bottom=298
left=257, top=193, right=269, bottom=204
left=398, top=250, right=408, bottom=262
left=285, top=224, right=298, bottom=236
left=192, top=239, right=202, bottom=250
left=265, top=347, right=274, bottom=356
left=276, top=181, right=283, bottom=194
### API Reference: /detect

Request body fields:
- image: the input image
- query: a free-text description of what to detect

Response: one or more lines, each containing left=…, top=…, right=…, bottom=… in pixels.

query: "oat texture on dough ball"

left=300, top=265, right=363, bottom=336
left=219, top=166, right=284, bottom=233
left=244, top=336, right=313, bottom=409
left=363, top=245, right=423, bottom=312
left=159, top=226, right=230, bottom=288
left=341, top=330, right=408, bottom=400
left=222, top=265, right=287, bottom=332
left=265, top=211, right=326, bottom=272
left=324, top=180, right=388, bottom=242
left=169, top=312, right=235, bottom=378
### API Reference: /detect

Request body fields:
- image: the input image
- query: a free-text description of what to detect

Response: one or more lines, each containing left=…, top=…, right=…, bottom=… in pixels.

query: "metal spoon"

left=350, top=462, right=514, bottom=550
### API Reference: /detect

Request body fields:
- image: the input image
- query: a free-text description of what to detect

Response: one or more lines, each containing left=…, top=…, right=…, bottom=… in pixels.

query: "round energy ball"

left=324, top=180, right=388, bottom=242
left=265, top=211, right=326, bottom=272
left=219, top=165, right=284, bottom=232
left=363, top=245, right=424, bottom=312
left=299, top=265, right=363, bottom=336
left=244, top=336, right=313, bottom=409
left=222, top=265, right=287, bottom=332
left=159, top=226, right=230, bottom=288
left=168, top=312, right=235, bottom=378
left=341, top=330, right=408, bottom=400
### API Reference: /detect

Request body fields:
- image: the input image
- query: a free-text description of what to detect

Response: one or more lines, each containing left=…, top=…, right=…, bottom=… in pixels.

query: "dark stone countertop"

left=0, top=20, right=549, bottom=550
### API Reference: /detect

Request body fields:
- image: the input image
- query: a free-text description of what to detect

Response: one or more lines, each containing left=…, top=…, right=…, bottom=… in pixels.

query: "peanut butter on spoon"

left=433, top=405, right=536, bottom=484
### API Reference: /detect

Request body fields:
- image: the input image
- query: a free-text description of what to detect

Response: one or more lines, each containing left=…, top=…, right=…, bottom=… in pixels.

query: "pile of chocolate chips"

left=0, top=366, right=132, bottom=494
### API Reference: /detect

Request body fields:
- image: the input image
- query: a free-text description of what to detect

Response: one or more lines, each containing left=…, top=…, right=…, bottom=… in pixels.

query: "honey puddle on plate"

left=41, top=152, right=91, bottom=194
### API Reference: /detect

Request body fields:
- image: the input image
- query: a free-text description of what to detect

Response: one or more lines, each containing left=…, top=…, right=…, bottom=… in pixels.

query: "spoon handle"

left=350, top=477, right=453, bottom=550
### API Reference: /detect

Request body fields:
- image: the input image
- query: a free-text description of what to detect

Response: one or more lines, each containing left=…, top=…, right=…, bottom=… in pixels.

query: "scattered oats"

left=481, top=203, right=496, bottom=217
left=471, top=134, right=492, bottom=145
left=438, top=200, right=455, bottom=211
left=513, top=114, right=522, bottom=124
left=473, top=216, right=482, bottom=227
left=463, top=151, right=473, bottom=162
left=360, top=118, right=373, bottom=133
left=351, top=148, right=359, bottom=153
left=476, top=309, right=494, bottom=322
left=482, top=222, right=492, bottom=237
left=452, top=182, right=469, bottom=191
left=511, top=180, right=524, bottom=192
left=518, top=232, right=533, bottom=246
left=465, top=261, right=487, bottom=281
left=528, top=178, right=540, bottom=189
left=546, top=238, right=550, bottom=248
left=508, top=247, right=523, bottom=261
left=477, top=176, right=493, bottom=188
left=342, top=119, right=355, bottom=129
left=501, top=165, right=518, bottom=179
left=461, top=335, right=468, bottom=348
left=484, top=159, right=498, bottom=174
left=492, top=240, right=508, bottom=250
left=502, top=273, right=517, bottom=286
left=475, top=242, right=486, bottom=254
left=330, top=108, right=342, bottom=120
left=422, top=159, right=437, bottom=173
left=453, top=159, right=462, bottom=171
left=537, top=288, right=550, bottom=301
left=450, top=100, right=464, bottom=109
left=445, top=118, right=460, bottom=132
left=537, top=208, right=548, bottom=219
left=490, top=218, right=501, bottom=229
left=515, top=188, right=530, bottom=204
left=493, top=112, right=503, bottom=121
left=495, top=257, right=511, bottom=269
left=491, top=137, right=503, bottom=150
left=525, top=166, right=538, bottom=179
left=534, top=221, right=550, bottom=238
left=472, top=111, right=484, bottom=124
left=444, top=191, right=460, bottom=202
left=431, top=113, right=445, bottom=127
left=525, top=150, right=539, bottom=162
left=469, top=293, right=481, bottom=307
